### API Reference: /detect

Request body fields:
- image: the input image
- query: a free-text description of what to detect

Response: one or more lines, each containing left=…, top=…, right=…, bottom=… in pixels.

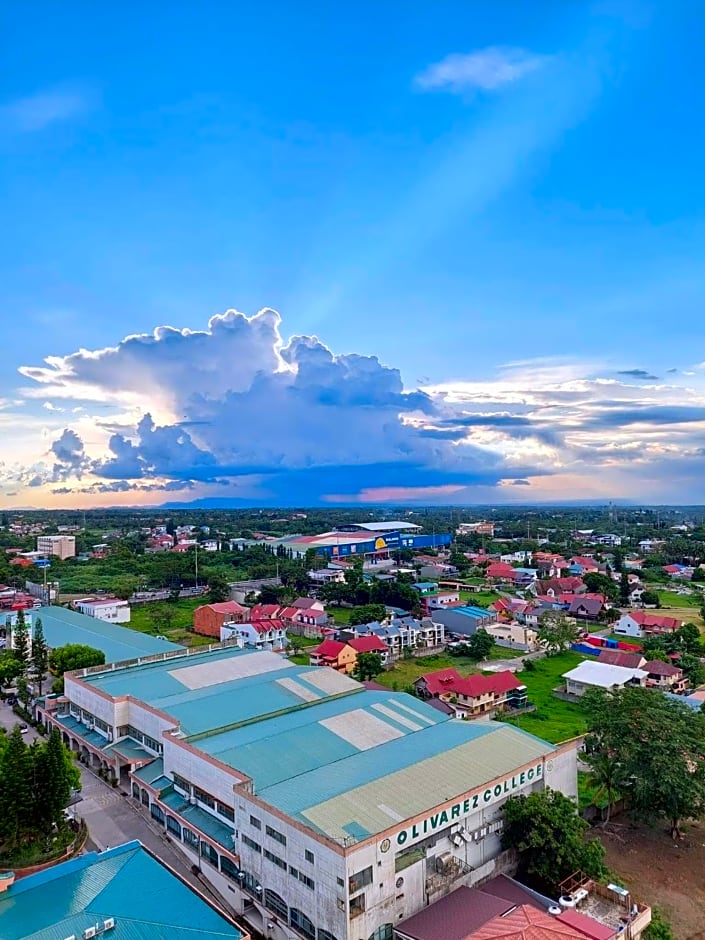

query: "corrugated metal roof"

left=0, top=842, right=244, bottom=940
left=297, top=724, right=553, bottom=841
left=28, top=606, right=182, bottom=664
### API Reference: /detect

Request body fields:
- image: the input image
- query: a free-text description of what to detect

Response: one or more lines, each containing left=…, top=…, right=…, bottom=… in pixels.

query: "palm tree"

left=585, top=750, right=622, bottom=824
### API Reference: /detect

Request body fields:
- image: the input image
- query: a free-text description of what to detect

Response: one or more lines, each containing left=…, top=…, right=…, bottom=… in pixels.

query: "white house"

left=562, top=661, right=648, bottom=697
left=73, top=597, right=131, bottom=624
left=614, top=610, right=684, bottom=638
left=220, top=620, right=287, bottom=651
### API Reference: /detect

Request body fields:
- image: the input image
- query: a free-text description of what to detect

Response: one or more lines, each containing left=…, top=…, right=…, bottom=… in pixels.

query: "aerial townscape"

left=1, top=507, right=705, bottom=940
left=3, top=4, right=705, bottom=940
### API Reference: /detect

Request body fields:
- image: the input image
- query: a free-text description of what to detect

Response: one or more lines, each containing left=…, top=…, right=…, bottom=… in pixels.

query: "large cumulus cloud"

left=13, top=309, right=705, bottom=505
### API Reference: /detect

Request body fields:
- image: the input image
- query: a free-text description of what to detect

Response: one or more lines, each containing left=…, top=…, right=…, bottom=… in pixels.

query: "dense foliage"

left=582, top=686, right=705, bottom=838
left=502, top=788, right=607, bottom=895
left=0, top=726, right=80, bottom=853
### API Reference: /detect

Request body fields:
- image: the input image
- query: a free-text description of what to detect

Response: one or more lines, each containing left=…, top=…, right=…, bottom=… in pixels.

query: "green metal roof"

left=27, top=606, right=182, bottom=664
left=0, top=841, right=245, bottom=940
left=102, top=737, right=153, bottom=762
left=159, top=792, right=236, bottom=850
left=131, top=757, right=164, bottom=784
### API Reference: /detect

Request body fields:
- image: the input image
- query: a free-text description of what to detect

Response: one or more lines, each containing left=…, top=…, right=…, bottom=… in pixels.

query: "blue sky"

left=2, top=1, right=705, bottom=507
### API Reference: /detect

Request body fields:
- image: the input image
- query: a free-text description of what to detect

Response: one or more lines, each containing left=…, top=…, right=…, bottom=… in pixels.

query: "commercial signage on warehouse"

left=393, top=762, right=543, bottom=847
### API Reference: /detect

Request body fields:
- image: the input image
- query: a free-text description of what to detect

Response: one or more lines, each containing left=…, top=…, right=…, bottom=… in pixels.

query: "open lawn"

left=374, top=652, right=482, bottom=691
left=126, top=598, right=211, bottom=647
left=656, top=590, right=700, bottom=608
left=328, top=606, right=355, bottom=624
left=458, top=590, right=499, bottom=606
left=657, top=606, right=704, bottom=629
left=506, top=650, right=587, bottom=744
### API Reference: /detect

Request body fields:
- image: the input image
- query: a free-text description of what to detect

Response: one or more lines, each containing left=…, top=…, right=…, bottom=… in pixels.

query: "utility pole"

left=195, top=542, right=199, bottom=588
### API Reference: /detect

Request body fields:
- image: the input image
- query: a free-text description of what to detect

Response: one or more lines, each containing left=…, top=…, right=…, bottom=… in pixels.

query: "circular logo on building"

left=546, top=759, right=554, bottom=773
left=396, top=877, right=404, bottom=889
left=380, top=838, right=391, bottom=853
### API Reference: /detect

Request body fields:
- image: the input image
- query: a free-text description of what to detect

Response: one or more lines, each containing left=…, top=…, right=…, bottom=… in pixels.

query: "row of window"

left=173, top=773, right=234, bottom=821
left=249, top=815, right=313, bottom=863
left=71, top=706, right=109, bottom=736
left=260, top=889, right=338, bottom=940
left=117, top=724, right=162, bottom=754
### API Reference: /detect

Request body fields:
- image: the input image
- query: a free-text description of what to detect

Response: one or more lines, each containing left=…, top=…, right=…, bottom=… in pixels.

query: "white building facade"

left=39, top=647, right=578, bottom=940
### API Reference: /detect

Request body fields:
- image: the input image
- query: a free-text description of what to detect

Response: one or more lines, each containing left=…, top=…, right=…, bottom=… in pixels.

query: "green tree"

left=582, top=686, right=705, bottom=839
left=34, top=727, right=73, bottom=832
left=502, top=788, right=607, bottom=895
left=12, top=611, right=29, bottom=676
left=466, top=628, right=495, bottom=661
left=537, top=612, right=579, bottom=655
left=645, top=908, right=676, bottom=940
left=0, top=726, right=32, bottom=848
left=16, top=674, right=31, bottom=711
left=583, top=750, right=623, bottom=824
left=30, top=617, right=49, bottom=695
left=353, top=651, right=384, bottom=681
left=583, top=572, right=619, bottom=602
left=207, top=571, right=231, bottom=603
left=112, top=576, right=138, bottom=600
left=0, top=652, right=22, bottom=688
left=349, top=604, right=386, bottom=626
left=641, top=590, right=660, bottom=607
left=619, top=572, right=630, bottom=605
left=49, top=644, right=106, bottom=678
left=148, top=604, right=176, bottom=635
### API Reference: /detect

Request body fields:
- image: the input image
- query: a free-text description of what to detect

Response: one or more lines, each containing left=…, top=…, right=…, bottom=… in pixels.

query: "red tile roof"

left=644, top=659, right=683, bottom=677
left=452, top=670, right=524, bottom=699
left=347, top=636, right=388, bottom=654
left=537, top=577, right=585, bottom=594
left=469, top=904, right=586, bottom=940
left=249, top=604, right=283, bottom=620
left=203, top=601, right=249, bottom=615
left=486, top=563, right=515, bottom=578
left=311, top=638, right=346, bottom=658
left=248, top=618, right=286, bottom=635
left=418, top=668, right=463, bottom=695
left=629, top=610, right=683, bottom=630
left=556, top=909, right=616, bottom=940
left=597, top=650, right=645, bottom=669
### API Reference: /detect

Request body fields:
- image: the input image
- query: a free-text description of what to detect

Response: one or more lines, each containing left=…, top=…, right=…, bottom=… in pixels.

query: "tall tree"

left=353, top=651, right=384, bottom=681
left=537, top=612, right=579, bottom=655
left=34, top=728, right=73, bottom=831
left=207, top=571, right=231, bottom=603
left=12, top=611, right=29, bottom=676
left=30, top=617, right=49, bottom=695
left=49, top=644, right=106, bottom=678
left=582, top=686, right=705, bottom=839
left=0, top=726, right=32, bottom=848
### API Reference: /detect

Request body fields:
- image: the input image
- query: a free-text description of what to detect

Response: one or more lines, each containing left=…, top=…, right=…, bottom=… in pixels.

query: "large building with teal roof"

left=38, top=645, right=578, bottom=940
left=0, top=840, right=248, bottom=940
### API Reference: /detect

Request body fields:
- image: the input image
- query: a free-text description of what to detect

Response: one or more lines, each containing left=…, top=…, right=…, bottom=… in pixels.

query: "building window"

left=336, top=877, right=344, bottom=888
left=264, top=848, right=287, bottom=870
left=349, top=866, right=373, bottom=894
left=368, top=926, right=393, bottom=940
left=166, top=815, right=181, bottom=838
left=183, top=827, right=198, bottom=847
left=131, top=782, right=140, bottom=799
left=290, top=909, right=316, bottom=940
left=242, top=834, right=261, bottom=853
left=349, top=894, right=366, bottom=918
left=172, top=773, right=191, bottom=795
left=150, top=804, right=165, bottom=824
left=200, top=842, right=219, bottom=867
left=140, top=789, right=149, bottom=807
left=299, top=873, right=315, bottom=890
left=249, top=815, right=261, bottom=830
left=305, top=849, right=315, bottom=864
left=194, top=786, right=216, bottom=809
left=264, top=889, right=288, bottom=921
left=266, top=824, right=287, bottom=846
left=241, top=871, right=261, bottom=894
left=217, top=802, right=235, bottom=821
left=318, top=931, right=339, bottom=940
left=220, top=856, right=239, bottom=882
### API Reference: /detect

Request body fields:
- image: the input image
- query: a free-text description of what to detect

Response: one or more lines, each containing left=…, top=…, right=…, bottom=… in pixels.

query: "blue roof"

left=25, top=606, right=182, bottom=664
left=0, top=841, right=245, bottom=940
left=412, top=582, right=437, bottom=590
left=449, top=605, right=491, bottom=619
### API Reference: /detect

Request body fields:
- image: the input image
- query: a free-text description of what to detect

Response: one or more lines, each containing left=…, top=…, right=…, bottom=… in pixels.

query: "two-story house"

left=414, top=668, right=527, bottom=719
left=643, top=659, right=688, bottom=692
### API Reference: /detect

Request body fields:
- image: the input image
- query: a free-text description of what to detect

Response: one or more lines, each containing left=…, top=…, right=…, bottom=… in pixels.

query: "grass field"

left=656, top=590, right=700, bottom=608
left=126, top=598, right=211, bottom=647
left=458, top=590, right=499, bottom=606
left=506, top=650, right=587, bottom=744
left=374, top=652, right=482, bottom=691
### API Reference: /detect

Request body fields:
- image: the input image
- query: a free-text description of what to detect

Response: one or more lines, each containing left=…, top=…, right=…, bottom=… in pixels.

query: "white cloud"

left=415, top=46, right=548, bottom=94
left=9, top=308, right=705, bottom=505
left=0, top=88, right=91, bottom=133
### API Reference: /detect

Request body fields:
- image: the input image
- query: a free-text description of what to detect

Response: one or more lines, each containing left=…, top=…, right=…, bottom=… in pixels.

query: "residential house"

left=284, top=599, right=329, bottom=638
left=567, top=596, right=604, bottom=621
left=347, top=635, right=389, bottom=661
left=597, top=649, right=647, bottom=669
left=511, top=567, right=538, bottom=587
left=643, top=659, right=687, bottom=692
left=193, top=601, right=250, bottom=638
left=663, top=564, right=694, bottom=580
left=562, top=661, right=648, bottom=697
left=532, top=576, right=586, bottom=597
left=411, top=581, right=439, bottom=596
left=532, top=552, right=569, bottom=577
left=220, top=618, right=287, bottom=651
left=308, top=639, right=357, bottom=673
left=348, top=616, right=446, bottom=654
left=414, top=668, right=527, bottom=718
left=485, top=621, right=540, bottom=652
left=614, top=610, right=684, bottom=638
left=425, top=590, right=461, bottom=611
left=638, top=539, right=665, bottom=553
left=568, top=556, right=602, bottom=575
left=485, top=562, right=516, bottom=582
left=308, top=566, right=346, bottom=584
